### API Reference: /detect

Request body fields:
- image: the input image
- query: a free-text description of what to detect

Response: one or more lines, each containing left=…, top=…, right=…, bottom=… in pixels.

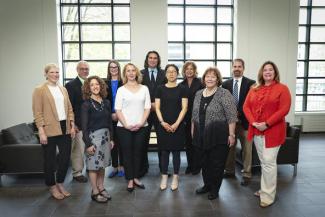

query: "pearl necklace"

left=203, top=87, right=217, bottom=97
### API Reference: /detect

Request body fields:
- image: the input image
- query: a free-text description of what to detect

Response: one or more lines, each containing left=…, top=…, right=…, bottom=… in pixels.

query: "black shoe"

left=134, top=182, right=145, bottom=189
left=73, top=175, right=88, bottom=183
left=126, top=186, right=134, bottom=192
left=240, top=177, right=250, bottom=186
left=185, top=167, right=192, bottom=174
left=208, top=193, right=219, bottom=200
left=195, top=186, right=210, bottom=194
left=223, top=172, right=236, bottom=178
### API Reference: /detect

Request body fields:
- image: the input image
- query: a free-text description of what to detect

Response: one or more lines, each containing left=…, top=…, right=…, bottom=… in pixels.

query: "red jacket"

left=243, top=82, right=291, bottom=148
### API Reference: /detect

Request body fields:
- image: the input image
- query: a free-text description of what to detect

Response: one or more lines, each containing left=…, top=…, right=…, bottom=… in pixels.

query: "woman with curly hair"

left=81, top=76, right=114, bottom=203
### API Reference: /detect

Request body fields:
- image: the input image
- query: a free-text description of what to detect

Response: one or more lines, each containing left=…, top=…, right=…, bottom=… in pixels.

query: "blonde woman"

left=32, top=63, right=75, bottom=200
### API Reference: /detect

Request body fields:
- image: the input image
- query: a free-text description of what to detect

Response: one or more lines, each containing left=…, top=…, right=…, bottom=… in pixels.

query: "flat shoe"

left=134, top=182, right=145, bottom=189
left=260, top=201, right=273, bottom=208
left=99, top=189, right=112, bottom=200
left=127, top=186, right=134, bottom=192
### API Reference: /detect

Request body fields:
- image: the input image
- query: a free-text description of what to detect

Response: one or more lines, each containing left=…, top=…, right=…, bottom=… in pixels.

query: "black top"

left=81, top=99, right=113, bottom=148
left=222, top=76, right=255, bottom=129
left=180, top=78, right=204, bottom=123
left=155, top=84, right=188, bottom=150
left=65, top=77, right=84, bottom=128
left=199, top=93, right=214, bottom=137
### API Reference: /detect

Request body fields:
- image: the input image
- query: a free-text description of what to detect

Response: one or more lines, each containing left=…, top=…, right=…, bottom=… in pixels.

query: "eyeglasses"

left=109, top=66, right=118, bottom=69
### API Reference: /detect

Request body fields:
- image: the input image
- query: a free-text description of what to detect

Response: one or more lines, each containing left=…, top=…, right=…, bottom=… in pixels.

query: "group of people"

left=32, top=51, right=291, bottom=208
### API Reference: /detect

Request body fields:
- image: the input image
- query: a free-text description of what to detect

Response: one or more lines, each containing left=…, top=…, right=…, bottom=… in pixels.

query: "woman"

left=106, top=60, right=124, bottom=178
left=81, top=76, right=114, bottom=203
left=115, top=63, right=151, bottom=192
left=180, top=61, right=204, bottom=174
left=32, top=63, right=75, bottom=200
left=243, top=61, right=291, bottom=208
left=192, top=67, right=237, bottom=200
left=155, top=64, right=188, bottom=191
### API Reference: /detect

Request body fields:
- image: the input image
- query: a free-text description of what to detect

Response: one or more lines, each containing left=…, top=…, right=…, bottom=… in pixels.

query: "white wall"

left=130, top=0, right=168, bottom=68
left=234, top=0, right=299, bottom=124
left=0, top=0, right=59, bottom=129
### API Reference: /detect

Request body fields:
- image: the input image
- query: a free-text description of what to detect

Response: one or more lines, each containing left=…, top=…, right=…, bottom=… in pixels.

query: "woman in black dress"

left=155, top=64, right=188, bottom=191
left=180, top=61, right=204, bottom=174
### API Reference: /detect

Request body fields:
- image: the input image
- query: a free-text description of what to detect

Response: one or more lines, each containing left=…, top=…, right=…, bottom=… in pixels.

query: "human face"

left=125, top=65, right=137, bottom=82
left=232, top=61, right=244, bottom=78
left=204, top=71, right=218, bottom=89
left=262, top=64, right=275, bottom=84
left=147, top=53, right=158, bottom=68
left=77, top=63, right=89, bottom=79
left=45, top=67, right=60, bottom=84
left=89, top=78, right=100, bottom=95
left=166, top=66, right=178, bottom=83
left=109, top=62, right=119, bottom=78
left=185, top=64, right=195, bottom=79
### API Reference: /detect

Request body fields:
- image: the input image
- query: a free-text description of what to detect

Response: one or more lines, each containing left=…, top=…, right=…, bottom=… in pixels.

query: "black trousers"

left=161, top=150, right=180, bottom=175
left=117, top=126, right=148, bottom=180
left=141, top=111, right=162, bottom=175
left=184, top=121, right=195, bottom=171
left=111, top=122, right=123, bottom=168
left=195, top=144, right=229, bottom=194
left=42, top=120, right=71, bottom=186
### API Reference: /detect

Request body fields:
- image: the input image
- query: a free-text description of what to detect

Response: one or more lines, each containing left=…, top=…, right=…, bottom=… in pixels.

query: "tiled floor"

left=0, top=133, right=324, bottom=217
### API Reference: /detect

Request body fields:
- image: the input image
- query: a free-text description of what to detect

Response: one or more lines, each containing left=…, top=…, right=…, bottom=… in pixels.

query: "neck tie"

left=233, top=80, right=239, bottom=106
left=150, top=70, right=155, bottom=83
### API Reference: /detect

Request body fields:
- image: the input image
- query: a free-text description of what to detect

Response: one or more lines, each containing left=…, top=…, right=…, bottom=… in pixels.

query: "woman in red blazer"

left=243, top=61, right=291, bottom=208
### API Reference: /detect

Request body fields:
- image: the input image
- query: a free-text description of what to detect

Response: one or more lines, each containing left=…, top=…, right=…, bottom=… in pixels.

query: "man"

left=65, top=61, right=89, bottom=183
left=222, top=58, right=255, bottom=186
left=141, top=51, right=167, bottom=176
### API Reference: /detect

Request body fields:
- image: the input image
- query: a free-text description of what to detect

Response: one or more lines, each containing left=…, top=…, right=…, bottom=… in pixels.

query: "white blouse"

left=115, top=85, right=151, bottom=127
left=47, top=85, right=66, bottom=121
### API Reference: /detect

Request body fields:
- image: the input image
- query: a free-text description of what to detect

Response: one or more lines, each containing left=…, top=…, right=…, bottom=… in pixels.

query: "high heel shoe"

left=160, top=175, right=168, bottom=191
left=170, top=174, right=179, bottom=191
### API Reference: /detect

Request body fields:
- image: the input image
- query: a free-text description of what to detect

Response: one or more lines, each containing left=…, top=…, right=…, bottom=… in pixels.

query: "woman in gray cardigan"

left=191, top=67, right=237, bottom=200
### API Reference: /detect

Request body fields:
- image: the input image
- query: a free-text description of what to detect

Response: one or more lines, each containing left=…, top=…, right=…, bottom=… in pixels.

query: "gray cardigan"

left=191, top=87, right=237, bottom=149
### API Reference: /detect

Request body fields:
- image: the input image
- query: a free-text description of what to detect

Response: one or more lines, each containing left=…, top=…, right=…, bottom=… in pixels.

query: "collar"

left=78, top=76, right=86, bottom=85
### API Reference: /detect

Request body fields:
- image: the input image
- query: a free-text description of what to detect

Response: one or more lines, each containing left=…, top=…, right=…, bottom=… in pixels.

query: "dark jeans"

left=111, top=122, right=123, bottom=168
left=184, top=121, right=194, bottom=171
left=117, top=126, right=148, bottom=180
left=161, top=150, right=180, bottom=175
left=195, top=144, right=229, bottom=194
left=42, top=120, right=71, bottom=186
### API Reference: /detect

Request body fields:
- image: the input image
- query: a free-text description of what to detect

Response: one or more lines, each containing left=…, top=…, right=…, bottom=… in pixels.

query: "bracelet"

left=229, top=134, right=236, bottom=138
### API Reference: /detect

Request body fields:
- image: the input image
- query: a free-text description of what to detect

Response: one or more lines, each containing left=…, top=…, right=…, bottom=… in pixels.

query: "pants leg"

left=254, top=136, right=280, bottom=204
left=185, top=122, right=194, bottom=170
left=238, top=125, right=252, bottom=178
left=172, top=151, right=181, bottom=174
left=42, top=138, right=57, bottom=186
left=200, top=149, right=210, bottom=188
left=160, top=150, right=170, bottom=175
left=111, top=144, right=119, bottom=168
left=117, top=127, right=134, bottom=180
left=133, top=127, right=148, bottom=179
left=56, top=135, right=72, bottom=183
left=70, top=131, right=85, bottom=177
left=224, top=139, right=236, bottom=174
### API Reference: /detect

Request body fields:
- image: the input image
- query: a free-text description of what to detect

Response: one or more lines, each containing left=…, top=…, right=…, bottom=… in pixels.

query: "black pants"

left=161, top=150, right=180, bottom=175
left=117, top=126, right=148, bottom=180
left=195, top=144, right=229, bottom=194
left=111, top=122, right=123, bottom=168
left=42, top=120, right=71, bottom=186
left=184, top=121, right=194, bottom=171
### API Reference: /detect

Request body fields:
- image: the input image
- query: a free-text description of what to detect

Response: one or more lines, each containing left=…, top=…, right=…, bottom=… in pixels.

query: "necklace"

left=203, top=87, right=217, bottom=97
left=90, top=98, right=104, bottom=111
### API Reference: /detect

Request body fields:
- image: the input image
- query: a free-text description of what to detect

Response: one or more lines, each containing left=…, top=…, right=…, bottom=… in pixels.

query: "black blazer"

left=65, top=77, right=84, bottom=129
left=180, top=78, right=204, bottom=122
left=222, top=76, right=255, bottom=130
left=141, top=68, right=167, bottom=102
left=106, top=79, right=123, bottom=113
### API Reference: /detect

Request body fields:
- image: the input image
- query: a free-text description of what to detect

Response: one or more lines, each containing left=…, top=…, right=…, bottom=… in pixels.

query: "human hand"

left=70, top=127, right=76, bottom=139
left=161, top=122, right=173, bottom=132
left=87, top=145, right=96, bottom=155
left=110, top=141, right=115, bottom=149
left=39, top=132, right=48, bottom=145
left=170, top=122, right=179, bottom=133
left=228, top=135, right=236, bottom=147
left=112, top=113, right=118, bottom=122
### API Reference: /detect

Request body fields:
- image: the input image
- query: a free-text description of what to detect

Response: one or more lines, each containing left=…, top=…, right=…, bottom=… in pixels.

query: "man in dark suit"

left=65, top=61, right=89, bottom=183
left=140, top=51, right=167, bottom=176
left=222, top=58, right=255, bottom=186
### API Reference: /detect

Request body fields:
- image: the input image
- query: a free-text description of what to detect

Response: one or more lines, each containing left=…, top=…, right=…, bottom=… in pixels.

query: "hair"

left=82, top=76, right=108, bottom=100
left=44, top=63, right=58, bottom=74
left=122, top=63, right=143, bottom=84
left=144, top=50, right=161, bottom=69
left=165, top=64, right=179, bottom=75
left=181, top=61, right=198, bottom=78
left=233, top=58, right=245, bottom=69
left=201, top=67, right=223, bottom=87
left=76, top=60, right=89, bottom=70
left=107, top=60, right=122, bottom=81
left=254, top=61, right=280, bottom=89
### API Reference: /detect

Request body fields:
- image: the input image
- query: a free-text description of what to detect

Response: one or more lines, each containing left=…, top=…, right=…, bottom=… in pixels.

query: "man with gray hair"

left=65, top=61, right=89, bottom=182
